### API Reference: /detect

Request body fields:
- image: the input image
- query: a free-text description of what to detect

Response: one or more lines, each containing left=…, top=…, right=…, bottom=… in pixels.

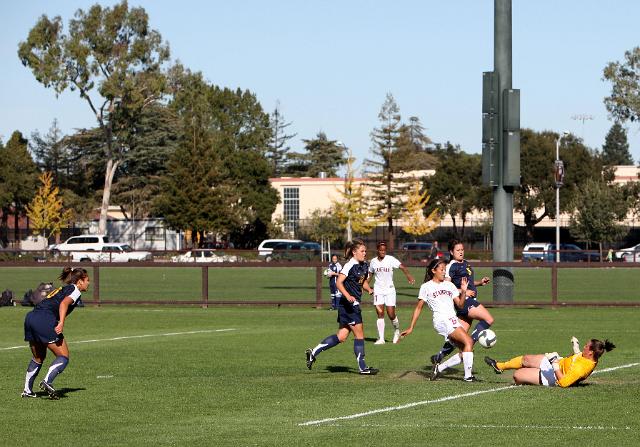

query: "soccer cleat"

left=374, top=339, right=386, bottom=345
left=305, top=348, right=316, bottom=370
left=392, top=329, right=401, bottom=344
left=430, top=363, right=440, bottom=381
left=463, top=375, right=479, bottom=382
left=359, top=367, right=379, bottom=375
left=484, top=356, right=502, bottom=374
left=21, top=391, right=37, bottom=398
left=39, top=380, right=59, bottom=400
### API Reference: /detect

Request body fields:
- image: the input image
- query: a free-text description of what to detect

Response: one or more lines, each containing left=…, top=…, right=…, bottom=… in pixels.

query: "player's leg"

left=386, top=292, right=401, bottom=344
left=374, top=299, right=386, bottom=344
left=446, top=327, right=475, bottom=380
left=432, top=317, right=470, bottom=363
left=22, top=342, right=46, bottom=397
left=513, top=368, right=543, bottom=385
left=40, top=339, right=70, bottom=399
left=306, top=326, right=348, bottom=370
left=467, top=304, right=494, bottom=343
left=350, top=323, right=377, bottom=374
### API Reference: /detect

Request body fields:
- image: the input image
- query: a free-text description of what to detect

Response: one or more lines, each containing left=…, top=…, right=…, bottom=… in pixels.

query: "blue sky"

left=2, top=1, right=639, bottom=170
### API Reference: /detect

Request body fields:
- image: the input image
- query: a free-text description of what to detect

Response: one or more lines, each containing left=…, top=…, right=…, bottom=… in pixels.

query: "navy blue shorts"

left=456, top=297, right=480, bottom=318
left=336, top=303, right=363, bottom=326
left=24, top=310, right=63, bottom=344
left=330, top=283, right=339, bottom=295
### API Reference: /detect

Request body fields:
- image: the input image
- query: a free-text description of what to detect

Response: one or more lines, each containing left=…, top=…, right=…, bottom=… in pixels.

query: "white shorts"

left=373, top=290, right=396, bottom=307
left=433, top=316, right=462, bottom=340
left=539, top=357, right=557, bottom=387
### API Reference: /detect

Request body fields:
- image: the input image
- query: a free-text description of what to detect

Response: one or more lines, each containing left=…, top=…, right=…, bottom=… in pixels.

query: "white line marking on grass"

left=0, top=328, right=236, bottom=351
left=299, top=362, right=640, bottom=427
left=354, top=423, right=632, bottom=431
left=298, top=386, right=518, bottom=426
left=97, top=375, right=114, bottom=379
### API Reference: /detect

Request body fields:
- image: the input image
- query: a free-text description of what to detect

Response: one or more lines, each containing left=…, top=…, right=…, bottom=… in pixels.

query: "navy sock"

left=471, top=320, right=492, bottom=342
left=354, top=339, right=367, bottom=371
left=24, top=359, right=42, bottom=393
left=312, top=334, right=340, bottom=357
left=439, top=341, right=455, bottom=358
left=44, top=356, right=69, bottom=385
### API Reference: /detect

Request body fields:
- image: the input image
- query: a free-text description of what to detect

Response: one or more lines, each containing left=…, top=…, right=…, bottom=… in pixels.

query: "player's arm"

left=554, top=363, right=585, bottom=388
left=399, top=264, right=415, bottom=285
left=55, top=296, right=74, bottom=334
left=337, top=273, right=356, bottom=302
left=363, top=274, right=373, bottom=295
left=475, top=276, right=490, bottom=287
left=400, top=299, right=425, bottom=338
left=452, top=277, right=468, bottom=309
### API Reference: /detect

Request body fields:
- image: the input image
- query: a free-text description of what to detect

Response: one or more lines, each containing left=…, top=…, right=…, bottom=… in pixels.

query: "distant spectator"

left=429, top=241, right=440, bottom=260
left=606, top=248, right=613, bottom=263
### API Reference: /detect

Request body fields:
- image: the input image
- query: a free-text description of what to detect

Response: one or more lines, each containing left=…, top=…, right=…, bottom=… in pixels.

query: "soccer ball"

left=477, top=329, right=497, bottom=348
left=323, top=269, right=331, bottom=277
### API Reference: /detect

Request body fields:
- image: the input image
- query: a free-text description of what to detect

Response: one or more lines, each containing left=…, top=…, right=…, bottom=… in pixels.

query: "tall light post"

left=555, top=132, right=569, bottom=262
left=336, top=141, right=353, bottom=242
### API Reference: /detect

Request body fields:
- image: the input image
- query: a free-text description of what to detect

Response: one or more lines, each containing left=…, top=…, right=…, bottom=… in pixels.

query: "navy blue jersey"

left=34, top=284, right=82, bottom=320
left=339, top=258, right=369, bottom=303
left=446, top=260, right=478, bottom=296
left=328, top=261, right=342, bottom=289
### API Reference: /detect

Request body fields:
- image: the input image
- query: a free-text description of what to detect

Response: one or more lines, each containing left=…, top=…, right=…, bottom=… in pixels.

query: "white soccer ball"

left=477, top=329, right=497, bottom=348
left=323, top=269, right=331, bottom=278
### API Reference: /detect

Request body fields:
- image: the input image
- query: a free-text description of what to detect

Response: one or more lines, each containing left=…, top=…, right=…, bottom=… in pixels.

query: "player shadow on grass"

left=324, top=365, right=362, bottom=374
left=46, top=387, right=86, bottom=399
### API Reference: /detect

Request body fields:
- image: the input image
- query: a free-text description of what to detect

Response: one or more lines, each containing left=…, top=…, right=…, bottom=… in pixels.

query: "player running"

left=367, top=241, right=414, bottom=344
left=430, top=240, right=493, bottom=364
left=401, top=258, right=477, bottom=382
left=306, top=239, right=378, bottom=375
left=485, top=336, right=615, bottom=387
left=21, top=267, right=90, bottom=399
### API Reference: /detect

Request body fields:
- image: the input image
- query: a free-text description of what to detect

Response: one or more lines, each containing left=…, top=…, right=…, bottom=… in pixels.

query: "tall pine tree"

left=601, top=122, right=633, bottom=166
left=267, top=103, right=297, bottom=176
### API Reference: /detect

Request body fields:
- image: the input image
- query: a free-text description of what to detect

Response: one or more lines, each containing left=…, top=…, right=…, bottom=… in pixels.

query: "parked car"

left=171, top=250, right=242, bottom=263
left=616, top=243, right=640, bottom=261
left=257, top=239, right=302, bottom=257
left=521, top=242, right=553, bottom=262
left=49, top=234, right=110, bottom=255
left=72, top=244, right=152, bottom=262
left=266, top=241, right=320, bottom=262
left=622, top=247, right=640, bottom=263
left=400, top=242, right=448, bottom=263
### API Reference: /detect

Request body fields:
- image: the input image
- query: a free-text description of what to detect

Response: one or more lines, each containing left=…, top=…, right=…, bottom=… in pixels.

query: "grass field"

left=0, top=305, right=638, bottom=446
left=0, top=264, right=639, bottom=304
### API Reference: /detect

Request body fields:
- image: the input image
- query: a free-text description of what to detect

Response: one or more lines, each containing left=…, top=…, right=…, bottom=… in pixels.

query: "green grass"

left=0, top=305, right=638, bottom=446
left=1, top=265, right=639, bottom=304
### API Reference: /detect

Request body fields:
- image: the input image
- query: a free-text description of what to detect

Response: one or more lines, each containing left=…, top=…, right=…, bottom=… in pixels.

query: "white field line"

left=354, top=423, right=632, bottom=430
left=0, top=328, right=236, bottom=351
left=299, top=362, right=640, bottom=427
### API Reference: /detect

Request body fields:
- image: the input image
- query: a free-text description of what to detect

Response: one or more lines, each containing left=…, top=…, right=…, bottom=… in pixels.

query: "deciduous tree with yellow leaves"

left=402, top=181, right=440, bottom=237
left=26, top=172, right=72, bottom=239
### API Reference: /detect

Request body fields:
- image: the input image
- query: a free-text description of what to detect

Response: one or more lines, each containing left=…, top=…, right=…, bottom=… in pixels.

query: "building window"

left=283, top=187, right=299, bottom=234
left=145, top=226, right=164, bottom=242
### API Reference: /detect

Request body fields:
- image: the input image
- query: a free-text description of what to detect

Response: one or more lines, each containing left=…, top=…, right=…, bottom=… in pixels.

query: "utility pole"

left=482, top=0, right=520, bottom=303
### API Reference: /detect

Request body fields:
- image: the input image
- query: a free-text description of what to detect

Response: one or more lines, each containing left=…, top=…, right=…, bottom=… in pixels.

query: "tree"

left=514, top=129, right=604, bottom=241
left=30, top=119, right=69, bottom=186
left=603, top=47, right=640, bottom=124
left=266, top=103, right=297, bottom=176
left=568, top=179, right=628, bottom=254
left=302, top=132, right=346, bottom=178
left=18, top=1, right=170, bottom=234
left=424, top=143, right=486, bottom=239
left=331, top=154, right=378, bottom=240
left=26, top=172, right=73, bottom=239
left=601, top=122, right=633, bottom=166
left=299, top=208, right=343, bottom=248
left=402, top=181, right=440, bottom=238
left=365, top=93, right=409, bottom=249
left=0, top=131, right=39, bottom=245
left=392, top=116, right=437, bottom=171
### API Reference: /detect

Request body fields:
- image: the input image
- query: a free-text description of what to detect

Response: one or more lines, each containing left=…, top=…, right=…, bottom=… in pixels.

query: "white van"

left=49, top=235, right=110, bottom=254
left=257, top=239, right=302, bottom=256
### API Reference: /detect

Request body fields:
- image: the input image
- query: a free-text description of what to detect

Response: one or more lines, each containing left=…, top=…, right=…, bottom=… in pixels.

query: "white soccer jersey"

left=368, top=255, right=401, bottom=291
left=418, top=280, right=460, bottom=322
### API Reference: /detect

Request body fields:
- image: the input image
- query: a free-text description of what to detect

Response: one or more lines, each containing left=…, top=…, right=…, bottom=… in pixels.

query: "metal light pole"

left=555, top=132, right=568, bottom=262
left=336, top=141, right=353, bottom=242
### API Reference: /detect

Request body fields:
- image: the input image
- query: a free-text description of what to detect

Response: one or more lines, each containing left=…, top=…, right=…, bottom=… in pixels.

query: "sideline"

left=298, top=362, right=640, bottom=427
left=0, top=328, right=236, bottom=351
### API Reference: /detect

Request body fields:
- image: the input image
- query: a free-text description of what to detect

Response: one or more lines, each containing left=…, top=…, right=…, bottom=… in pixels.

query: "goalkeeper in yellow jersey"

left=484, top=337, right=615, bottom=387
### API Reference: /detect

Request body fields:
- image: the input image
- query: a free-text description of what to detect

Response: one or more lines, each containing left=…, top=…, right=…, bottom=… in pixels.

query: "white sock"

left=437, top=353, right=462, bottom=372
left=376, top=318, right=385, bottom=340
left=462, top=351, right=474, bottom=378
left=391, top=317, right=399, bottom=330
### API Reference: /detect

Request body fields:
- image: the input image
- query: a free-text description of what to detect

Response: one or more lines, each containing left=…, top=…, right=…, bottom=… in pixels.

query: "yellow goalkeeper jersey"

left=556, top=353, right=597, bottom=387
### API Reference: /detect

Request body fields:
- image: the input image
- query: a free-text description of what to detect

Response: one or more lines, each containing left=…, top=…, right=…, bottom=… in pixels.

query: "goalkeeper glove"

left=545, top=352, right=561, bottom=363
left=571, top=336, right=580, bottom=354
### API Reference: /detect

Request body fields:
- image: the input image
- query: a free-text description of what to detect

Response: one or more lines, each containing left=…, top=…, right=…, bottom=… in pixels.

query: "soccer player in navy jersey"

left=326, top=254, right=342, bottom=310
left=306, top=239, right=378, bottom=375
left=430, top=240, right=494, bottom=364
left=21, top=267, right=90, bottom=399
